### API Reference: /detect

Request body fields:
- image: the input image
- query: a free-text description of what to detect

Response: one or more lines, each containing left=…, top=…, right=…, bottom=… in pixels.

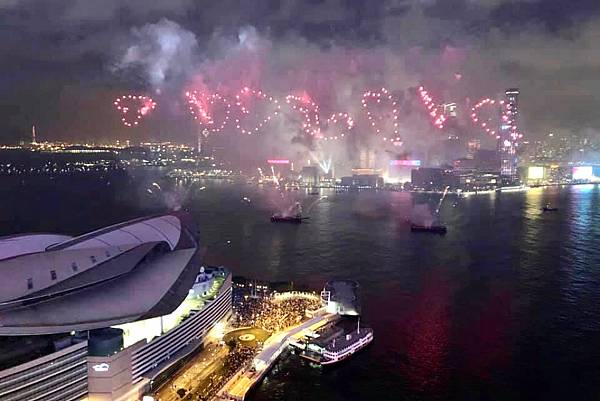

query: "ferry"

left=410, top=223, right=447, bottom=234
left=271, top=201, right=304, bottom=223
left=271, top=214, right=303, bottom=223
left=296, top=321, right=373, bottom=365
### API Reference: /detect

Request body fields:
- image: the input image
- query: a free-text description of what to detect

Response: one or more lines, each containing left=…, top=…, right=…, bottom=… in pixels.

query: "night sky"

left=1, top=0, right=599, bottom=144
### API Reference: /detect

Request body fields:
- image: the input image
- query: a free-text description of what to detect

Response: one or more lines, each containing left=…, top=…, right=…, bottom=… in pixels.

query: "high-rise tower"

left=499, top=88, right=520, bottom=182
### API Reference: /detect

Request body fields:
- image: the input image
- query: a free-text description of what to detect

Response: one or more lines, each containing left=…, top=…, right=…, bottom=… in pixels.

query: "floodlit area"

left=115, top=274, right=226, bottom=347
left=234, top=293, right=323, bottom=333
left=149, top=283, right=324, bottom=401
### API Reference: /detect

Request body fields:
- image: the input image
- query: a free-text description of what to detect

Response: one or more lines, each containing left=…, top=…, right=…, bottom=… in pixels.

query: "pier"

left=217, top=312, right=338, bottom=400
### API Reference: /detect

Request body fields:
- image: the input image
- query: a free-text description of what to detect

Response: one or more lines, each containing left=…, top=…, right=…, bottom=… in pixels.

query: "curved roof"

left=0, top=212, right=200, bottom=335
left=49, top=214, right=182, bottom=251
left=0, top=234, right=73, bottom=262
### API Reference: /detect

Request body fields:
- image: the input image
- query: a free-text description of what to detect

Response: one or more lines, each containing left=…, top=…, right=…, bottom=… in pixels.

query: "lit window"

left=27, top=278, right=33, bottom=290
left=71, top=262, right=78, bottom=272
left=50, top=270, right=57, bottom=280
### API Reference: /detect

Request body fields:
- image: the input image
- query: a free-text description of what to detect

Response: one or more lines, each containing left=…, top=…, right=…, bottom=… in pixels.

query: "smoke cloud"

left=1, top=0, right=599, bottom=158
left=115, top=19, right=198, bottom=90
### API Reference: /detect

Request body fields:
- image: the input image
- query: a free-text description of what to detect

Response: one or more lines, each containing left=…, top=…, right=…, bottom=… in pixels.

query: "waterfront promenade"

left=217, top=312, right=338, bottom=400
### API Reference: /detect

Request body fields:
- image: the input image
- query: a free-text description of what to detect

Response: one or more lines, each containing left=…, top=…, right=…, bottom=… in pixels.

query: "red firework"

left=318, top=112, right=354, bottom=141
left=285, top=94, right=320, bottom=137
left=418, top=86, right=446, bottom=130
left=185, top=90, right=234, bottom=134
left=113, top=95, right=156, bottom=127
left=234, top=87, right=281, bottom=135
left=471, top=98, right=502, bottom=139
left=361, top=88, right=402, bottom=144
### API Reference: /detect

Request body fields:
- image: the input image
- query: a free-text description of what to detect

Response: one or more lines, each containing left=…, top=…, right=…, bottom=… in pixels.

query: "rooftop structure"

left=0, top=212, right=201, bottom=335
left=321, top=280, right=361, bottom=316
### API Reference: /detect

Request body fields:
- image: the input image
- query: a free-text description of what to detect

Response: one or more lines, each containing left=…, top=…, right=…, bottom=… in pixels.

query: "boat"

left=542, top=204, right=558, bottom=212
left=308, top=189, right=320, bottom=195
left=410, top=223, right=447, bottom=234
left=271, top=214, right=303, bottom=223
left=298, top=322, right=373, bottom=365
left=408, top=187, right=449, bottom=235
left=272, top=201, right=304, bottom=223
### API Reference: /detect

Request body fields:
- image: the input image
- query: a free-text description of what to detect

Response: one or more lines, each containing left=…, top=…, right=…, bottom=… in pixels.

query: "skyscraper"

left=499, top=88, right=520, bottom=182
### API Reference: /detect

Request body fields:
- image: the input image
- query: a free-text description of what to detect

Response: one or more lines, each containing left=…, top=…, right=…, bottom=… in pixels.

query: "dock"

left=216, top=312, right=338, bottom=400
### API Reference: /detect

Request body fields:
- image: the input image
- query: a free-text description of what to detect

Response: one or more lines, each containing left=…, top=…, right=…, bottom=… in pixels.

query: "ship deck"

left=324, top=327, right=373, bottom=352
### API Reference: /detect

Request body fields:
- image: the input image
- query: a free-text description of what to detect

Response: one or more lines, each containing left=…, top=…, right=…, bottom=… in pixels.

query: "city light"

left=390, top=159, right=421, bottom=166
left=528, top=166, right=545, bottom=180
left=572, top=166, right=595, bottom=181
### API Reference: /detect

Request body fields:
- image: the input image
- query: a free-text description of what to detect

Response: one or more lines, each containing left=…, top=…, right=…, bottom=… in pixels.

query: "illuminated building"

left=358, top=149, right=376, bottom=170
left=411, top=167, right=459, bottom=191
left=499, top=88, right=520, bottom=182
left=321, top=280, right=361, bottom=316
left=442, top=102, right=457, bottom=117
left=388, top=160, right=421, bottom=183
left=455, top=172, right=501, bottom=191
left=301, top=166, right=319, bottom=186
left=0, top=214, right=233, bottom=401
left=527, top=166, right=546, bottom=185
left=572, top=166, right=600, bottom=182
left=0, top=213, right=201, bottom=335
left=340, top=174, right=384, bottom=189
left=467, top=139, right=481, bottom=159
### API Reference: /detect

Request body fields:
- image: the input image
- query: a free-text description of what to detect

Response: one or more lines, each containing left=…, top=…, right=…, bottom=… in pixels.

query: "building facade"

left=0, top=214, right=233, bottom=401
left=499, top=88, right=521, bottom=182
left=0, top=341, right=88, bottom=401
left=0, top=269, right=232, bottom=401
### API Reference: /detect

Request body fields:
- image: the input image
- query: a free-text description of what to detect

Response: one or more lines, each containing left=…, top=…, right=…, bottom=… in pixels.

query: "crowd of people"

left=234, top=295, right=323, bottom=333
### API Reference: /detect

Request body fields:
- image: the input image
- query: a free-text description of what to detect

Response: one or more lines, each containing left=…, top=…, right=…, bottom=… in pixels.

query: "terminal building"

left=0, top=213, right=232, bottom=401
left=321, top=280, right=361, bottom=316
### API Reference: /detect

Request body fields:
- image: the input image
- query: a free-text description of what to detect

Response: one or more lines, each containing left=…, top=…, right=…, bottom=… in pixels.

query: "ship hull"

left=410, top=224, right=447, bottom=234
left=321, top=333, right=373, bottom=365
left=271, top=216, right=302, bottom=223
left=300, top=332, right=373, bottom=366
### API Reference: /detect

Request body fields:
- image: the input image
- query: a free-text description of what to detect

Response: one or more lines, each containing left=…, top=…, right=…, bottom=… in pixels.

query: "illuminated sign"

left=527, top=166, right=544, bottom=180
left=573, top=166, right=594, bottom=180
left=267, top=159, right=290, bottom=165
left=390, top=160, right=421, bottom=166
left=92, top=363, right=110, bottom=372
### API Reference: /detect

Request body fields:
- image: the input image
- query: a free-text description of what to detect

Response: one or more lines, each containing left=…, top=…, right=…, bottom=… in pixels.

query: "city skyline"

left=1, top=2, right=600, bottom=400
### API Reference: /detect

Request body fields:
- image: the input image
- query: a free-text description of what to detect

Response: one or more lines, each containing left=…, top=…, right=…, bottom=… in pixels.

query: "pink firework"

left=318, top=112, right=354, bottom=141
left=470, top=97, right=502, bottom=139
left=113, top=95, right=157, bottom=127
left=418, top=86, right=446, bottom=130
left=285, top=94, right=321, bottom=137
left=185, top=90, right=234, bottom=134
left=361, top=88, right=402, bottom=144
left=234, top=87, right=281, bottom=135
